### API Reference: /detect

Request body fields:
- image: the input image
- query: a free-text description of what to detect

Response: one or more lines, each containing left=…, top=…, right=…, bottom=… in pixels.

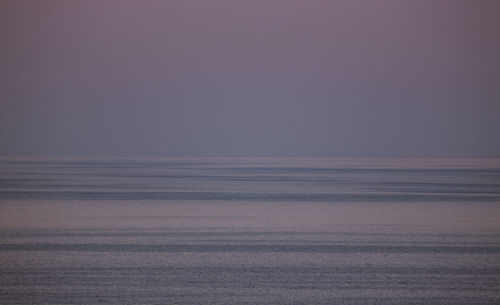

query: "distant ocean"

left=1, top=157, right=499, bottom=305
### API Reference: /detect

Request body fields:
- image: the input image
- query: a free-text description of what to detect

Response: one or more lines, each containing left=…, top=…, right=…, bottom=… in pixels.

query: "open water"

left=1, top=157, right=499, bottom=304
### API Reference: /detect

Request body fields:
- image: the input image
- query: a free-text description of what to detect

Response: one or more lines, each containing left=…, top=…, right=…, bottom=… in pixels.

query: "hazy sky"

left=1, top=0, right=499, bottom=157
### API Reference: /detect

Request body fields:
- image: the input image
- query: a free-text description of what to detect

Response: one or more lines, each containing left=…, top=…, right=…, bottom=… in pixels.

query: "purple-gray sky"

left=1, top=0, right=499, bottom=157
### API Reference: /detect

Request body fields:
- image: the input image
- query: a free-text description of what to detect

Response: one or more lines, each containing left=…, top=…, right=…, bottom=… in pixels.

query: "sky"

left=1, top=0, right=499, bottom=157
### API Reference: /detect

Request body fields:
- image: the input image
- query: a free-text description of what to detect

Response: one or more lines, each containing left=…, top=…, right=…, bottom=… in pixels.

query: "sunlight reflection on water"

left=1, top=158, right=499, bottom=304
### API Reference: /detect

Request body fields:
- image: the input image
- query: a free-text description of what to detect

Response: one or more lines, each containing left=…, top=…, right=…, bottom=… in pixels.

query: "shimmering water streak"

left=2, top=243, right=500, bottom=254
left=1, top=157, right=500, bottom=203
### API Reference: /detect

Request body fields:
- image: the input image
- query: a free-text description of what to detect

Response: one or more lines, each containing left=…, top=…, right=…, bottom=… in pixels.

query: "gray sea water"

left=1, top=157, right=499, bottom=305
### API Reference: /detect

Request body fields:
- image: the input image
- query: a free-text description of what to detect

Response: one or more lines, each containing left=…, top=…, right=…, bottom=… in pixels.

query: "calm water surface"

left=1, top=157, right=500, bottom=304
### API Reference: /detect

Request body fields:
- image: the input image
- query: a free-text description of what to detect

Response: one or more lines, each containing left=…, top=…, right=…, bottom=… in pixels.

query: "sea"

left=0, top=157, right=499, bottom=305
